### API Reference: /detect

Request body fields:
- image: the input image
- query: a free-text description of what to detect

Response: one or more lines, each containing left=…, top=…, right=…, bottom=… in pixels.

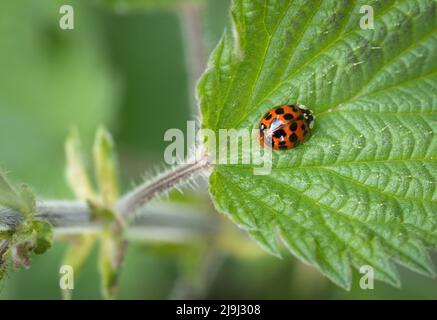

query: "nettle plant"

left=1, top=0, right=437, bottom=297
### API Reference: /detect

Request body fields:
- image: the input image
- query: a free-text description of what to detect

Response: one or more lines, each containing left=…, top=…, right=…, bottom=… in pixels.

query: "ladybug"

left=258, top=104, right=314, bottom=150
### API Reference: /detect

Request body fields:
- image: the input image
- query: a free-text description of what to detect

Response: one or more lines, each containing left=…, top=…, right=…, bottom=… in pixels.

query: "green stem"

left=117, top=157, right=210, bottom=219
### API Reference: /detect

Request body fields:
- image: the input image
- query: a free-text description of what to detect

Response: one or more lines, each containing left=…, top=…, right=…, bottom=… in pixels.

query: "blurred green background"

left=0, top=0, right=436, bottom=299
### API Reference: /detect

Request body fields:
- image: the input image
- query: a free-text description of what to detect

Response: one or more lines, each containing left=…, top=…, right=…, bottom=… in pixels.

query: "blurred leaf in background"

left=0, top=0, right=193, bottom=299
left=0, top=0, right=120, bottom=198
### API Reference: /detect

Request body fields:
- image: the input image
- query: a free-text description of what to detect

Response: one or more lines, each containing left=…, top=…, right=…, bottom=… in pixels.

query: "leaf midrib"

left=216, top=160, right=437, bottom=203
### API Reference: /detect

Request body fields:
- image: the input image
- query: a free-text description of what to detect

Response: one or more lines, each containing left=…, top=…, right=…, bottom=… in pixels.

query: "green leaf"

left=65, top=128, right=97, bottom=201
left=0, top=174, right=25, bottom=213
left=0, top=175, right=36, bottom=217
left=32, top=220, right=53, bottom=255
left=198, top=0, right=437, bottom=289
left=19, top=185, right=36, bottom=217
left=0, top=232, right=12, bottom=240
left=98, top=229, right=126, bottom=300
left=61, top=235, right=96, bottom=300
left=93, top=127, right=119, bottom=207
left=0, top=173, right=53, bottom=281
left=64, top=127, right=124, bottom=299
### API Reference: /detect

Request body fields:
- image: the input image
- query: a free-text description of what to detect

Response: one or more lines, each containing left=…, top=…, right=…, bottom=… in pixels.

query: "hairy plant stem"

left=0, top=158, right=213, bottom=243
left=0, top=200, right=219, bottom=243
left=117, top=157, right=210, bottom=219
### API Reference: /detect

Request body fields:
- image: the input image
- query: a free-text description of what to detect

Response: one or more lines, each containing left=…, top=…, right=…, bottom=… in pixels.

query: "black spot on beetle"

left=283, top=113, right=294, bottom=120
left=289, top=122, right=298, bottom=131
left=275, top=107, right=284, bottom=114
left=265, top=113, right=272, bottom=120
left=279, top=145, right=289, bottom=150
left=289, top=133, right=298, bottom=142
left=301, top=124, right=306, bottom=130
left=273, top=129, right=286, bottom=139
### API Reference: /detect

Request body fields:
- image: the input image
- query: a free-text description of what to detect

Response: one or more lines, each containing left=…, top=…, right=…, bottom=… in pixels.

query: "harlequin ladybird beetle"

left=259, top=104, right=314, bottom=150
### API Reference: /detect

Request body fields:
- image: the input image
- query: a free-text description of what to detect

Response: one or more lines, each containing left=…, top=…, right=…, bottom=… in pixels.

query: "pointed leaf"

left=0, top=173, right=24, bottom=213
left=19, top=185, right=36, bottom=217
left=98, top=229, right=126, bottom=299
left=61, top=235, right=96, bottom=299
left=198, top=0, right=437, bottom=288
left=65, top=128, right=97, bottom=201
left=93, top=126, right=119, bottom=207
